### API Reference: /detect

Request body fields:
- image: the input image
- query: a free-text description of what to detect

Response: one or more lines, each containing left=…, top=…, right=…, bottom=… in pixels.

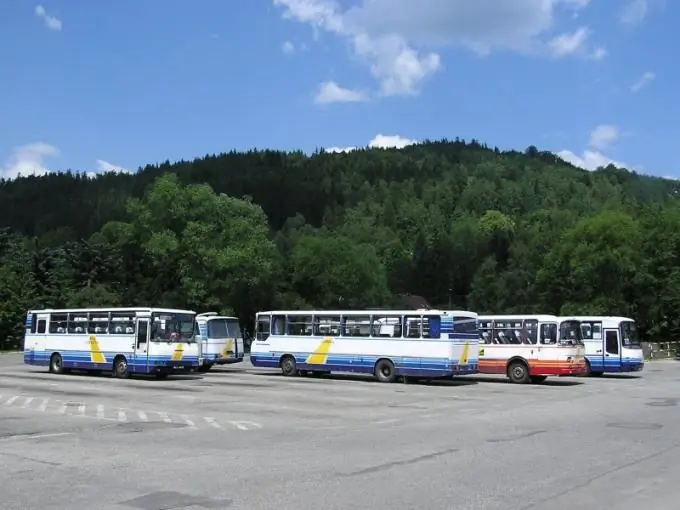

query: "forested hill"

left=1, top=139, right=679, bottom=349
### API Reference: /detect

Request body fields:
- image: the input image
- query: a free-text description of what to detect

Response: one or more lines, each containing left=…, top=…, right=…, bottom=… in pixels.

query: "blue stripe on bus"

left=585, top=355, right=644, bottom=373
left=250, top=352, right=478, bottom=377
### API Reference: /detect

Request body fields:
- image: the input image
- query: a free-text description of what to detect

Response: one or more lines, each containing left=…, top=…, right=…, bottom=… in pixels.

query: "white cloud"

left=557, top=124, right=626, bottom=171
left=34, top=4, right=62, bottom=31
left=96, top=159, right=130, bottom=174
left=556, top=149, right=625, bottom=171
left=588, top=124, right=619, bottom=150
left=0, top=142, right=60, bottom=180
left=619, top=0, right=648, bottom=26
left=314, top=81, right=367, bottom=104
left=282, top=40, right=295, bottom=54
left=325, top=134, right=417, bottom=153
left=273, top=0, right=603, bottom=98
left=631, top=71, right=655, bottom=92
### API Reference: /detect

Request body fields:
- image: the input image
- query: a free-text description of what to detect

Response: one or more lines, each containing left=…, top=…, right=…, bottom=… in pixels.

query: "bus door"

left=134, top=318, right=150, bottom=372
left=603, top=328, right=621, bottom=371
left=26, top=313, right=48, bottom=364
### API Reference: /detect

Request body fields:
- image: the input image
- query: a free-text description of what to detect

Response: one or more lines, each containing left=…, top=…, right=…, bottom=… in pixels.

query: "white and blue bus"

left=23, top=307, right=200, bottom=378
left=250, top=309, right=479, bottom=382
left=573, top=316, right=644, bottom=375
left=195, top=312, right=245, bottom=371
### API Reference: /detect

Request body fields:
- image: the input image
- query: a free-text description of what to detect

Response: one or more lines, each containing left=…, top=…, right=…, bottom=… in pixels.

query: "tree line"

left=1, top=139, right=679, bottom=350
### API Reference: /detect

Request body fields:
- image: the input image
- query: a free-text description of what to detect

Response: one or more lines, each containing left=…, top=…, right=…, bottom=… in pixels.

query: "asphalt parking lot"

left=1, top=353, right=679, bottom=510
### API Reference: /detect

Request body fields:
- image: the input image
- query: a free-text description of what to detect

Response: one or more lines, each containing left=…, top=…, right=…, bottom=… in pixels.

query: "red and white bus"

left=476, top=314, right=587, bottom=384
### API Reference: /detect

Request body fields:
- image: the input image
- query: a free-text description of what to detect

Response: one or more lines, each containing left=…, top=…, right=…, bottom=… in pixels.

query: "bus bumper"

left=152, top=361, right=198, bottom=374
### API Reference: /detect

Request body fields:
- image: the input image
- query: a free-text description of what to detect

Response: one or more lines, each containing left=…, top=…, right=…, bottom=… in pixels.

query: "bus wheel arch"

left=374, top=358, right=397, bottom=383
left=49, top=352, right=64, bottom=374
left=279, top=354, right=298, bottom=377
left=113, top=355, right=130, bottom=379
left=506, top=357, right=530, bottom=384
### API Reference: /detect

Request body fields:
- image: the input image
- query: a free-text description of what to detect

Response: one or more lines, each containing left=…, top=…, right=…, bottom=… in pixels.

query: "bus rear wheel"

left=507, top=360, right=530, bottom=384
left=280, top=355, right=298, bottom=377
left=49, top=353, right=64, bottom=375
left=113, top=356, right=130, bottom=379
left=374, top=359, right=396, bottom=383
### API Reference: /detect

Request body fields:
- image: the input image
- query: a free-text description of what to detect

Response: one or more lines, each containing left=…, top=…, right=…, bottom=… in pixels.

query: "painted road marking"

left=0, top=393, right=260, bottom=432
left=204, top=417, right=222, bottom=429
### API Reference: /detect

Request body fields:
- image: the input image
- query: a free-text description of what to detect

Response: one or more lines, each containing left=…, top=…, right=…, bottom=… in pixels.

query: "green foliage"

left=1, top=139, right=679, bottom=349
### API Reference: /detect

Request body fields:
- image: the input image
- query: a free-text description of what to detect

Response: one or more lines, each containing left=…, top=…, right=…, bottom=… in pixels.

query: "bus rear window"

left=208, top=319, right=242, bottom=339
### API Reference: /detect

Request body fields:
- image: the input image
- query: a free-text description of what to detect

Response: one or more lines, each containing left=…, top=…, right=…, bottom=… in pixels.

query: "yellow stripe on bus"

left=219, top=339, right=234, bottom=359
left=88, top=335, right=107, bottom=363
left=460, top=342, right=470, bottom=364
left=305, top=337, right=333, bottom=364
left=171, top=344, right=184, bottom=361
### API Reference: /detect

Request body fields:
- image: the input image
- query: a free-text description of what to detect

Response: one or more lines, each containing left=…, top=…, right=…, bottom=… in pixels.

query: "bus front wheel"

left=280, top=355, right=298, bottom=377
left=374, top=359, right=396, bottom=383
left=507, top=360, right=530, bottom=384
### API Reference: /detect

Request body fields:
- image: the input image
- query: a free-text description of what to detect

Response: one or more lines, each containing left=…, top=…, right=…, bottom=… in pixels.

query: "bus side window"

left=49, top=314, right=68, bottom=334
left=422, top=316, right=439, bottom=339
left=256, top=316, right=271, bottom=342
left=404, top=316, right=421, bottom=338
left=272, top=315, right=286, bottom=335
left=605, top=330, right=619, bottom=354
left=37, top=320, right=46, bottom=334
left=524, top=320, right=538, bottom=344
left=540, top=324, right=557, bottom=344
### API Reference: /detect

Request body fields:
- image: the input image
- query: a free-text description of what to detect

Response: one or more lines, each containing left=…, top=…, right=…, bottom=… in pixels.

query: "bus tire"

left=49, top=353, right=64, bottom=375
left=507, top=359, right=530, bottom=384
left=113, top=356, right=130, bottom=379
left=530, top=375, right=547, bottom=384
left=280, top=355, right=298, bottom=377
left=374, top=359, right=396, bottom=383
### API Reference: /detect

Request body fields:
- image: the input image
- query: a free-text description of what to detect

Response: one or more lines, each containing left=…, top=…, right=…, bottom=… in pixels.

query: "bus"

left=476, top=314, right=587, bottom=384
left=572, top=316, right=644, bottom=376
left=251, top=309, right=479, bottom=382
left=23, top=307, right=199, bottom=378
left=195, top=312, right=245, bottom=371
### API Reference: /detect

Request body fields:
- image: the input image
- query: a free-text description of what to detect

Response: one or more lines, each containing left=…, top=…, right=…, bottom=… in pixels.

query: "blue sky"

left=0, top=0, right=676, bottom=179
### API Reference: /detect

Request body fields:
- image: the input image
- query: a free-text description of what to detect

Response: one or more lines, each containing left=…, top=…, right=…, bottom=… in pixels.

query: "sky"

left=0, top=0, right=677, bottom=180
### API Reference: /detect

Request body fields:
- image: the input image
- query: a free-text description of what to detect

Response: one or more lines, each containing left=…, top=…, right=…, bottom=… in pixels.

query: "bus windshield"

left=559, top=320, right=584, bottom=345
left=621, top=321, right=641, bottom=347
left=207, top=318, right=242, bottom=339
left=152, top=312, right=195, bottom=342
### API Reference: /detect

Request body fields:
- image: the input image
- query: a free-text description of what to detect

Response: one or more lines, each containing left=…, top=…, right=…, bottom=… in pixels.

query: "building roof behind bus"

left=257, top=309, right=449, bottom=316
left=29, top=307, right=195, bottom=315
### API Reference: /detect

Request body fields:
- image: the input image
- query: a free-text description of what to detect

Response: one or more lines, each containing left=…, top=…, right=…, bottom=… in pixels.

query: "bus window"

left=313, top=315, right=341, bottom=336
left=540, top=323, right=557, bottom=344
left=256, top=315, right=270, bottom=342
left=68, top=312, right=88, bottom=334
left=370, top=316, right=402, bottom=338
left=49, top=314, right=68, bottom=334
left=478, top=321, right=492, bottom=344
left=287, top=315, right=313, bottom=336
left=404, top=316, right=422, bottom=338
left=342, top=316, right=371, bottom=337
left=88, top=312, right=110, bottom=334
left=620, top=321, right=641, bottom=347
left=453, top=317, right=478, bottom=334
left=422, top=316, right=440, bottom=339
left=524, top=319, right=538, bottom=344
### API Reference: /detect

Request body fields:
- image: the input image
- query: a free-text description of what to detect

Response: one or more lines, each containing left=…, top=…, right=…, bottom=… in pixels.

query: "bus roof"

left=569, top=316, right=634, bottom=322
left=196, top=313, right=239, bottom=320
left=478, top=314, right=560, bottom=322
left=257, top=309, right=450, bottom=316
left=29, top=307, right=195, bottom=315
